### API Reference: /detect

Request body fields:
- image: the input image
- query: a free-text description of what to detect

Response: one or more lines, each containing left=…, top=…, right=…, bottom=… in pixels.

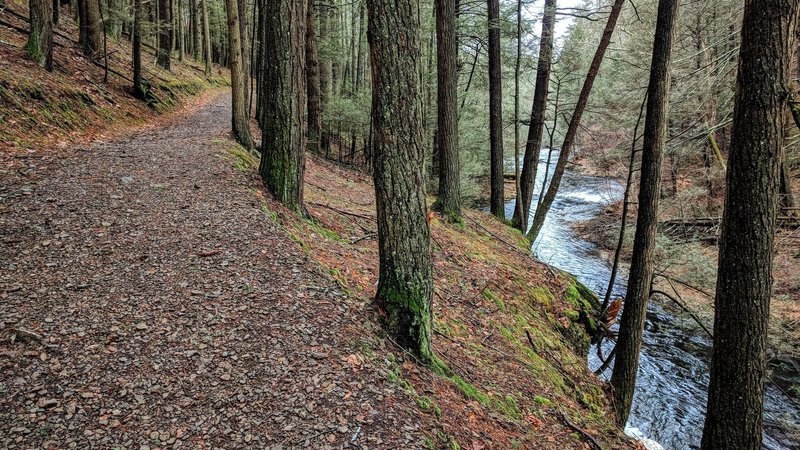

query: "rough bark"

left=701, top=0, right=798, bottom=447
left=367, top=0, right=434, bottom=362
left=319, top=1, right=333, bottom=155
left=78, top=0, right=102, bottom=55
left=201, top=0, right=212, bottom=75
left=177, top=0, right=184, bottom=61
left=237, top=0, right=249, bottom=110
left=432, top=0, right=461, bottom=220
left=26, top=0, right=54, bottom=71
left=526, top=0, right=625, bottom=241
left=223, top=0, right=253, bottom=148
left=487, top=0, right=504, bottom=219
left=192, top=0, right=202, bottom=60
left=513, top=0, right=555, bottom=231
left=133, top=0, right=146, bottom=99
left=157, top=0, right=171, bottom=69
left=610, top=0, right=679, bottom=426
left=306, top=0, right=322, bottom=153
left=259, top=0, right=307, bottom=214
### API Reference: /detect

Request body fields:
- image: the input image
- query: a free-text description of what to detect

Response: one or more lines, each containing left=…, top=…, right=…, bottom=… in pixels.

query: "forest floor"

left=1, top=92, right=639, bottom=449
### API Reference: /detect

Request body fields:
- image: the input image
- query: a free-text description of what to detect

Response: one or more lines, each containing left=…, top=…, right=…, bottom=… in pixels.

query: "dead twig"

left=555, top=409, right=605, bottom=450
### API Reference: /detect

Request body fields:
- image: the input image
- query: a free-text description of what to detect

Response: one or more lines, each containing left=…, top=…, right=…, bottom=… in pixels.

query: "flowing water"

left=505, top=150, right=800, bottom=449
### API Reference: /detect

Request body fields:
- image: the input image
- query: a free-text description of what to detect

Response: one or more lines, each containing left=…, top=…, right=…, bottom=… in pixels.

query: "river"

left=505, top=151, right=800, bottom=450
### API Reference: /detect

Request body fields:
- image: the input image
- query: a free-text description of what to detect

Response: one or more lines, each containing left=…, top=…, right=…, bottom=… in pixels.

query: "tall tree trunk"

left=513, top=0, right=555, bottom=231
left=259, top=0, right=307, bottom=213
left=319, top=1, right=333, bottom=155
left=177, top=0, right=184, bottom=61
left=432, top=0, right=461, bottom=220
left=701, top=0, right=798, bottom=448
left=192, top=0, right=201, bottom=59
left=512, top=0, right=522, bottom=224
left=306, top=0, right=322, bottom=153
left=610, top=0, right=679, bottom=426
left=237, top=0, right=249, bottom=111
left=78, top=0, right=102, bottom=55
left=367, top=0, right=434, bottom=362
left=26, top=0, right=54, bottom=71
left=52, top=0, right=59, bottom=25
left=526, top=0, right=625, bottom=241
left=133, top=0, right=145, bottom=98
left=201, top=0, right=212, bottom=75
left=157, top=0, right=171, bottom=69
left=223, top=0, right=253, bottom=148
left=487, top=0, right=504, bottom=219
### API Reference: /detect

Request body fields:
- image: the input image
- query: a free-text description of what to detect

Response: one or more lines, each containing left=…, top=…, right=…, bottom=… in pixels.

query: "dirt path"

left=0, top=93, right=425, bottom=449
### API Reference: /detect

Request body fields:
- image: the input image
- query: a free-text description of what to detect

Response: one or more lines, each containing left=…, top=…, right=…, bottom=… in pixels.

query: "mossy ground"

left=252, top=155, right=636, bottom=449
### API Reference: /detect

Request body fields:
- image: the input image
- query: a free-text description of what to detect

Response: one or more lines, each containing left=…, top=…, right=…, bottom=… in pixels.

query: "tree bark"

left=78, top=0, right=102, bottom=56
left=701, top=0, right=798, bottom=448
left=513, top=0, right=555, bottom=231
left=259, top=0, right=307, bottom=213
left=367, top=0, right=434, bottom=362
left=432, top=0, right=461, bottom=220
left=133, top=0, right=146, bottom=99
left=306, top=0, right=322, bottom=153
left=177, top=0, right=184, bottom=61
left=157, top=0, right=171, bottom=69
left=237, top=0, right=249, bottom=111
left=26, top=0, right=54, bottom=71
left=487, top=0, right=504, bottom=219
left=223, top=0, right=253, bottom=148
left=201, top=0, right=212, bottom=75
left=526, top=0, right=625, bottom=241
left=610, top=0, right=679, bottom=426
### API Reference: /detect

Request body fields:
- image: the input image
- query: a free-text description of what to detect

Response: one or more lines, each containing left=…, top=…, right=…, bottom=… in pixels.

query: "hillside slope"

left=0, top=0, right=227, bottom=155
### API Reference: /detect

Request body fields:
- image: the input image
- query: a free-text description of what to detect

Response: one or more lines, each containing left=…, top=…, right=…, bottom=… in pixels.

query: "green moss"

left=482, top=288, right=506, bottom=311
left=534, top=395, right=552, bottom=406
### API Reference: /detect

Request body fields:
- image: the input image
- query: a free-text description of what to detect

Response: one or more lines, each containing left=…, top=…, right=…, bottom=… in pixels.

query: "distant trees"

left=26, top=0, right=53, bottom=70
left=132, top=0, right=145, bottom=98
left=611, top=0, right=680, bottom=426
left=701, top=1, right=799, bottom=448
left=306, top=0, right=322, bottom=154
left=487, top=0, right=504, bottom=220
left=432, top=0, right=461, bottom=221
left=367, top=0, right=434, bottom=361
left=258, top=0, right=307, bottom=214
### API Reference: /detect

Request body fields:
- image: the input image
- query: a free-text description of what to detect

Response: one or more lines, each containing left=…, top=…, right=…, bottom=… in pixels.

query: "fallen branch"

left=307, top=201, right=374, bottom=221
left=555, top=410, right=605, bottom=450
left=197, top=248, right=223, bottom=257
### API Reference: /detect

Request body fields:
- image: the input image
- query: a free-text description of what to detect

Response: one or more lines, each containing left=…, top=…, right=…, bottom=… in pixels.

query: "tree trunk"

left=367, top=0, right=434, bottom=362
left=78, top=0, right=102, bottom=55
left=26, top=0, right=54, bottom=71
left=223, top=0, right=253, bottom=148
left=259, top=0, right=307, bottom=213
left=701, top=1, right=798, bottom=448
left=610, top=0, right=679, bottom=426
left=319, top=1, right=333, bottom=155
left=157, top=0, right=171, bottom=69
left=513, top=0, right=555, bottom=231
left=52, top=0, right=59, bottom=25
left=306, top=0, right=322, bottom=153
left=512, top=0, right=522, bottom=226
left=432, top=0, right=461, bottom=220
left=487, top=0, right=504, bottom=219
left=526, top=0, right=625, bottom=241
left=133, top=0, right=145, bottom=98
left=237, top=0, right=249, bottom=111
left=201, top=0, right=212, bottom=75
left=177, top=0, right=184, bottom=61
